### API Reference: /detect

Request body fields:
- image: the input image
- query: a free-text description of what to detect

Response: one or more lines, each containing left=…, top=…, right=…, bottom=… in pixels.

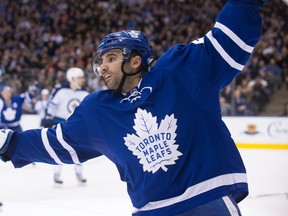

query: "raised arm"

left=206, top=0, right=266, bottom=89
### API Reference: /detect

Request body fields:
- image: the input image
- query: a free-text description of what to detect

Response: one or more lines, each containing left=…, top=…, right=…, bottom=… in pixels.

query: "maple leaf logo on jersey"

left=128, top=30, right=140, bottom=38
left=124, top=108, right=182, bottom=173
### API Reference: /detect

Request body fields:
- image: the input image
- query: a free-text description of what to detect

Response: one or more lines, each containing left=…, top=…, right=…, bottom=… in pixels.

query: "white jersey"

left=47, top=86, right=89, bottom=121
left=34, top=100, right=48, bottom=119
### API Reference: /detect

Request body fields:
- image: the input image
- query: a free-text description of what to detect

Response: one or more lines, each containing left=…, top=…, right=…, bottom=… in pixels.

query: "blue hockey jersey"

left=0, top=92, right=33, bottom=130
left=6, top=1, right=262, bottom=215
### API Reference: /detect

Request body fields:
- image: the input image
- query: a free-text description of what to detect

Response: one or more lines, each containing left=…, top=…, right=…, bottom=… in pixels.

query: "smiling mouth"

left=104, top=74, right=111, bottom=82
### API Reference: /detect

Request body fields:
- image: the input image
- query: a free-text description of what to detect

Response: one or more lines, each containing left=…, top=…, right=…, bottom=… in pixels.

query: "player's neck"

left=70, top=83, right=81, bottom=91
left=121, top=76, right=142, bottom=93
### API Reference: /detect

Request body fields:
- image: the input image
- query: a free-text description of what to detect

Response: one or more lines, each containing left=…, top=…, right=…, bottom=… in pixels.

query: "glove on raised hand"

left=0, top=129, right=14, bottom=162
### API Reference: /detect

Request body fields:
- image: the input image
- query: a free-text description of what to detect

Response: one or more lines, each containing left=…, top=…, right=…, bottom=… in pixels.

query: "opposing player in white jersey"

left=34, top=89, right=50, bottom=128
left=46, top=67, right=89, bottom=184
left=1, top=0, right=270, bottom=215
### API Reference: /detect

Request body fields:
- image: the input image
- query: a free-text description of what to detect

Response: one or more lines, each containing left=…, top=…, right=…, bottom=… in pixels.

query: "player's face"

left=70, top=76, right=86, bottom=90
left=98, top=49, right=125, bottom=90
left=75, top=76, right=86, bottom=87
left=1, top=88, right=13, bottom=100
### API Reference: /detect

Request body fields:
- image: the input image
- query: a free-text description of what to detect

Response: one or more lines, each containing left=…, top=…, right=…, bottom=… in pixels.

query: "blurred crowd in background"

left=0, top=0, right=287, bottom=116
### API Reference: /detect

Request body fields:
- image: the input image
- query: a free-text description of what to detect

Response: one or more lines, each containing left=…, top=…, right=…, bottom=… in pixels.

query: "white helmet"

left=41, top=88, right=49, bottom=95
left=66, top=67, right=85, bottom=82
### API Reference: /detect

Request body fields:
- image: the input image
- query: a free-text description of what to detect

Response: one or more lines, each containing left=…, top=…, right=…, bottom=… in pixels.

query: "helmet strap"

left=114, top=60, right=143, bottom=95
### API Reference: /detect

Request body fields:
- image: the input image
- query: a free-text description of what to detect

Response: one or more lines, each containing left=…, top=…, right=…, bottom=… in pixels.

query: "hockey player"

left=34, top=89, right=50, bottom=128
left=1, top=0, right=269, bottom=215
left=45, top=67, right=89, bottom=184
left=0, top=86, right=35, bottom=132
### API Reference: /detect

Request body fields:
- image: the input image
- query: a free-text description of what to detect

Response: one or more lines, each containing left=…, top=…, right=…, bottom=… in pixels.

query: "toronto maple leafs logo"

left=3, top=107, right=16, bottom=121
left=124, top=108, right=182, bottom=173
left=128, top=30, right=140, bottom=38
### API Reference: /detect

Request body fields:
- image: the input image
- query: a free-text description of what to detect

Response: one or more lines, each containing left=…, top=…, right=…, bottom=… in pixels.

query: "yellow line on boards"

left=236, top=143, right=288, bottom=150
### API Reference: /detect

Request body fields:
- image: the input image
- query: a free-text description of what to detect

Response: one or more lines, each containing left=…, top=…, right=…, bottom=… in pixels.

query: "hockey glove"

left=0, top=129, right=14, bottom=162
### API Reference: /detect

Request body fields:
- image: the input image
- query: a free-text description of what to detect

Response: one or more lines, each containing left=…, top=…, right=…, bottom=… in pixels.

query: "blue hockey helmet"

left=93, top=30, right=154, bottom=75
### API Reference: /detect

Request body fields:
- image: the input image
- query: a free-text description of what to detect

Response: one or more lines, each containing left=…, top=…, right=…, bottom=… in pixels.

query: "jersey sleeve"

left=153, top=0, right=262, bottom=111
left=7, top=103, right=102, bottom=168
left=204, top=0, right=262, bottom=89
left=158, top=0, right=262, bottom=90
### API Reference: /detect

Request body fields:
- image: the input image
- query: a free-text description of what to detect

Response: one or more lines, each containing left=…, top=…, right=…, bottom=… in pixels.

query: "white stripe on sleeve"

left=222, top=196, right=240, bottom=216
left=56, top=124, right=81, bottom=164
left=206, top=31, right=245, bottom=71
left=41, top=128, right=63, bottom=164
left=214, top=22, right=254, bottom=53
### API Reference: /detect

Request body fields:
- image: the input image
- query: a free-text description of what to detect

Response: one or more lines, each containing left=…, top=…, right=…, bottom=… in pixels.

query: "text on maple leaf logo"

left=124, top=108, right=183, bottom=174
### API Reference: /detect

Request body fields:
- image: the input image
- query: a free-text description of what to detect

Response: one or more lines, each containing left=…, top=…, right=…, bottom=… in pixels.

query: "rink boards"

left=223, top=117, right=288, bottom=150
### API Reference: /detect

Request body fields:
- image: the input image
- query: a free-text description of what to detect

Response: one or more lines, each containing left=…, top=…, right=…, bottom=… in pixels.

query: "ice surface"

left=1, top=150, right=287, bottom=216
left=0, top=158, right=133, bottom=216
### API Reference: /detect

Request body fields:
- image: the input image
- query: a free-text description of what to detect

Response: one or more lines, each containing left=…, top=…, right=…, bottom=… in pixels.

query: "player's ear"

left=131, top=55, right=142, bottom=69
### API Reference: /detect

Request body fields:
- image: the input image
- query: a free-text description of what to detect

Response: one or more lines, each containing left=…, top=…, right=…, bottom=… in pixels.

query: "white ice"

left=0, top=116, right=287, bottom=215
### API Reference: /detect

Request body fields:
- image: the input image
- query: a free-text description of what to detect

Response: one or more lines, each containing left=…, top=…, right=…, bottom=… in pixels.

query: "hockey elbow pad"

left=0, top=129, right=14, bottom=162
